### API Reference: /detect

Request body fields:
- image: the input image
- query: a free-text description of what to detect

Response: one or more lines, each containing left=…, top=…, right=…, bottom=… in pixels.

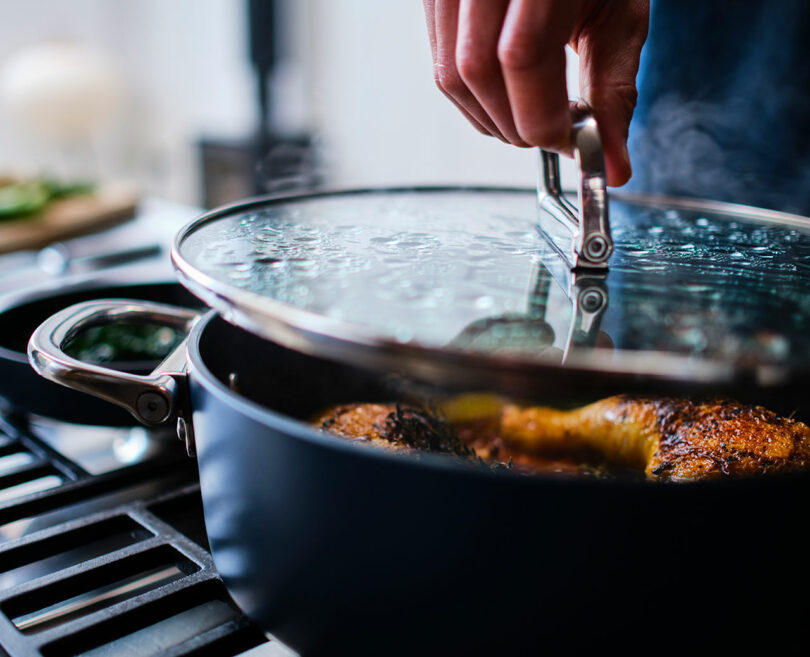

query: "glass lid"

left=173, top=185, right=810, bottom=394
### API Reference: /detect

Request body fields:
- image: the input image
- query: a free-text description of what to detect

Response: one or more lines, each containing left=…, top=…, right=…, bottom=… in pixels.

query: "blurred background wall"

left=0, top=0, right=579, bottom=208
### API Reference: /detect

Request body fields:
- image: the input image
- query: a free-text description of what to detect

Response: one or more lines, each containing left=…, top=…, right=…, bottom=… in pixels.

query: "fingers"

left=575, top=0, right=650, bottom=186
left=425, top=0, right=649, bottom=183
left=456, top=0, right=529, bottom=146
left=427, top=0, right=583, bottom=151
left=424, top=0, right=493, bottom=135
left=430, top=0, right=506, bottom=139
left=498, top=0, right=580, bottom=150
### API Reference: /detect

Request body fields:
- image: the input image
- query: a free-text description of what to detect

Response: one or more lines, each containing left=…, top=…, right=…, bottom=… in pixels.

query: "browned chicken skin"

left=315, top=395, right=810, bottom=481
left=315, top=404, right=402, bottom=450
left=315, top=402, right=590, bottom=475
left=315, top=403, right=484, bottom=460
left=503, top=395, right=810, bottom=481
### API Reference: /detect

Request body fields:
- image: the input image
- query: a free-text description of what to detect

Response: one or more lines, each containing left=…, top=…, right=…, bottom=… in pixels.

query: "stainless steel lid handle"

left=28, top=300, right=199, bottom=427
left=537, top=109, right=613, bottom=269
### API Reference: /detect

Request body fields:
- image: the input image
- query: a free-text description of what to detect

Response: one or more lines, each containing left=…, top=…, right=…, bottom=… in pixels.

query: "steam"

left=626, top=87, right=810, bottom=216
left=255, top=137, right=327, bottom=193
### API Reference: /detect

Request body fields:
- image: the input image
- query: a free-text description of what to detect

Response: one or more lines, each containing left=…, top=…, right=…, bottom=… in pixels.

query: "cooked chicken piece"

left=314, top=403, right=477, bottom=458
left=501, top=395, right=810, bottom=481
left=316, top=395, right=810, bottom=481
left=314, top=403, right=402, bottom=450
left=315, top=401, right=611, bottom=476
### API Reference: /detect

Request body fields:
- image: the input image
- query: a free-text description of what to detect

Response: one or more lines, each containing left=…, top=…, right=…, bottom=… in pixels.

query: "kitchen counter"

left=0, top=198, right=202, bottom=303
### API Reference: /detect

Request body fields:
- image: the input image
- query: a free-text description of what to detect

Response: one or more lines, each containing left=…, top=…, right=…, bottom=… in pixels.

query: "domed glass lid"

left=173, top=187, right=810, bottom=392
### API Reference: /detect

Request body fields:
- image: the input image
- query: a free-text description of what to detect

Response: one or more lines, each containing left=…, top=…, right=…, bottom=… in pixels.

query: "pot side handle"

left=27, top=299, right=200, bottom=427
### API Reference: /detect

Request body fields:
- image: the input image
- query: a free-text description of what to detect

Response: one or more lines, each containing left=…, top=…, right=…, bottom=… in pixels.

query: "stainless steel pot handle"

left=537, top=108, right=613, bottom=270
left=27, top=300, right=199, bottom=427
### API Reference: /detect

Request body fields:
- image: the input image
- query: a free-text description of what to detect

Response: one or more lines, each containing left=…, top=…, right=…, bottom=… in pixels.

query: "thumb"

left=575, top=2, right=649, bottom=186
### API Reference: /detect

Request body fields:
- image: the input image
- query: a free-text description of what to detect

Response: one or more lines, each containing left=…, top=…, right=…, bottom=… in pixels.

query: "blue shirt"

left=626, top=0, right=810, bottom=215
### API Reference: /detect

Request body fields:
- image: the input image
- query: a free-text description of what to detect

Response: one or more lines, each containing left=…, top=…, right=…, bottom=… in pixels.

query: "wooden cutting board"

left=0, top=183, right=139, bottom=254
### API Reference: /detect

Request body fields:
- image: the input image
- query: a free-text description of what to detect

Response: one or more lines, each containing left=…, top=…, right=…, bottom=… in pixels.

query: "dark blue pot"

left=186, top=314, right=810, bottom=655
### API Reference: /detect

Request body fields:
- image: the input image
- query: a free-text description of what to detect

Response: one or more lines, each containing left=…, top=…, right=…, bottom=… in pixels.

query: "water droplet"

left=395, top=327, right=414, bottom=343
left=473, top=296, right=494, bottom=310
left=177, top=190, right=810, bottom=364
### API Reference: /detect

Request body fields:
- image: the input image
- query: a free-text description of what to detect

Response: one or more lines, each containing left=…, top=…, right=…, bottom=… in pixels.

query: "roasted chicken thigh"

left=502, top=395, right=810, bottom=480
left=315, top=395, right=810, bottom=481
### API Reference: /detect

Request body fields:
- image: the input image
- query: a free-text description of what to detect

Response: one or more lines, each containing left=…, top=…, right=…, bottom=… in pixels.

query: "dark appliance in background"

left=199, top=0, right=320, bottom=209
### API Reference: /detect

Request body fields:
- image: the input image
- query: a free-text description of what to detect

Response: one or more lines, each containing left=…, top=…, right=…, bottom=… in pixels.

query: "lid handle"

left=537, top=109, right=613, bottom=270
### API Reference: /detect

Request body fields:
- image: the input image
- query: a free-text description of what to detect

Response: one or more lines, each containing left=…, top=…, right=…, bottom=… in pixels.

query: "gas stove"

left=0, top=201, right=294, bottom=657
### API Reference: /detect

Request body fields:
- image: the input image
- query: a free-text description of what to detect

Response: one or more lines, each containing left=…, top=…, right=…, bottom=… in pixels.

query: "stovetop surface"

left=0, top=200, right=294, bottom=656
left=0, top=414, right=292, bottom=657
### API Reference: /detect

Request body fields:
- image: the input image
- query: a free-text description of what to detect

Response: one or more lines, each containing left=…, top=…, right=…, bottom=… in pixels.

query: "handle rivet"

left=584, top=235, right=609, bottom=261
left=580, top=288, right=606, bottom=313
left=136, top=391, right=170, bottom=424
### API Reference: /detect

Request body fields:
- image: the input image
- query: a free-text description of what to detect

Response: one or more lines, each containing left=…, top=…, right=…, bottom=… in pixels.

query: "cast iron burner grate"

left=0, top=415, right=273, bottom=657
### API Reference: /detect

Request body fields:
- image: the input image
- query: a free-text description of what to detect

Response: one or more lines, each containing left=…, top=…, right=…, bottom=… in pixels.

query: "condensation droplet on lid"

left=256, top=257, right=285, bottom=268
left=473, top=296, right=494, bottom=311
left=178, top=191, right=810, bottom=364
left=288, top=258, right=317, bottom=267
left=679, top=283, right=713, bottom=293
left=504, top=231, right=534, bottom=241
left=395, top=327, right=414, bottom=343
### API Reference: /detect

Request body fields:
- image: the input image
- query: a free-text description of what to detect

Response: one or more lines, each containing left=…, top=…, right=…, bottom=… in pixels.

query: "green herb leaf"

left=0, top=181, right=50, bottom=219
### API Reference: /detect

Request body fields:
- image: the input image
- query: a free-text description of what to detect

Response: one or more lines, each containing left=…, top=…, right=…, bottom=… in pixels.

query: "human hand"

left=422, top=0, right=649, bottom=186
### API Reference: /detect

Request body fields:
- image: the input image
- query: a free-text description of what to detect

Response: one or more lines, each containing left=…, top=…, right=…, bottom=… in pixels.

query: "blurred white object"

left=0, top=42, right=123, bottom=142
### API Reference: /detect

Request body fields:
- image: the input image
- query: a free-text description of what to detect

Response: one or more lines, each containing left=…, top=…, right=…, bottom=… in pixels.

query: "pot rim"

left=185, top=310, right=810, bottom=491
